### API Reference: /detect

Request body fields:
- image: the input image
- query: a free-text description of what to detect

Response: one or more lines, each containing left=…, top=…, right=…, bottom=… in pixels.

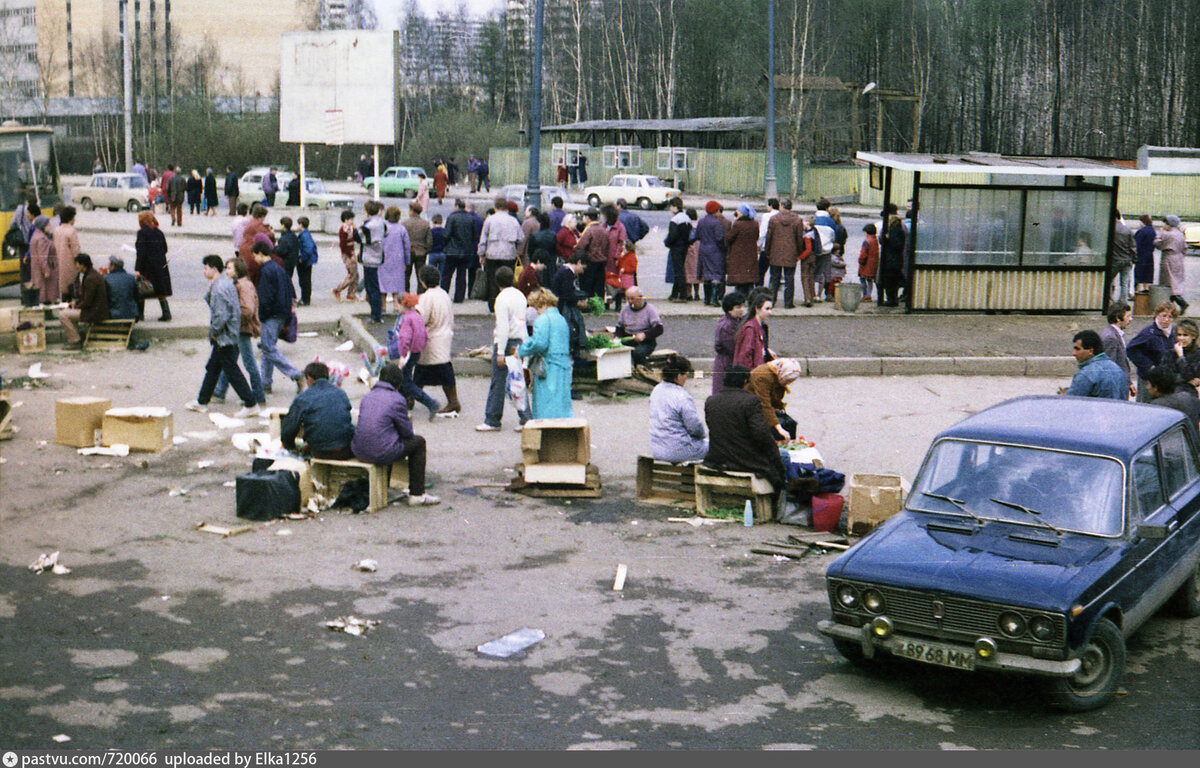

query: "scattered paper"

left=27, top=363, right=49, bottom=379
left=168, top=487, right=189, bottom=497
left=325, top=615, right=378, bottom=636
left=231, top=432, right=274, bottom=452
left=276, top=529, right=292, bottom=536
left=78, top=444, right=130, bottom=457
left=197, top=460, right=215, bottom=469
left=28, top=551, right=70, bottom=575
left=296, top=331, right=319, bottom=337
left=52, top=734, right=71, bottom=743
left=107, top=406, right=170, bottom=418
left=209, top=413, right=246, bottom=430
left=195, top=522, right=254, bottom=537
left=335, top=340, right=355, bottom=352
left=357, top=367, right=372, bottom=385
left=173, top=436, right=189, bottom=445
left=477, top=628, right=545, bottom=659
left=183, top=430, right=222, bottom=441
left=352, top=559, right=378, bottom=572
left=613, top=564, right=627, bottom=591
left=222, top=480, right=236, bottom=487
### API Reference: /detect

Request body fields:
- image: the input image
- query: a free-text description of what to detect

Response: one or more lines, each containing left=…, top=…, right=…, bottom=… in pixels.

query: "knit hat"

left=1165, top=214, right=1181, bottom=227
left=705, top=200, right=720, bottom=215
left=737, top=204, right=755, bottom=220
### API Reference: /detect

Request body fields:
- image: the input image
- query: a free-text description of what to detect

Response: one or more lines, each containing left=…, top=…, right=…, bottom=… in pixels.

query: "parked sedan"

left=1186, top=223, right=1200, bottom=256
left=818, top=395, right=1200, bottom=712
left=70, top=173, right=150, bottom=212
left=500, top=184, right=587, bottom=213
left=362, top=166, right=426, bottom=198
left=583, top=174, right=680, bottom=210
left=301, top=178, right=354, bottom=210
left=239, top=167, right=294, bottom=198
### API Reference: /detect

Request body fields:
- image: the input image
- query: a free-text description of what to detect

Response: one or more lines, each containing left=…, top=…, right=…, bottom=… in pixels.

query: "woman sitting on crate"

left=648, top=354, right=708, bottom=463
left=702, top=365, right=788, bottom=491
left=351, top=363, right=440, bottom=507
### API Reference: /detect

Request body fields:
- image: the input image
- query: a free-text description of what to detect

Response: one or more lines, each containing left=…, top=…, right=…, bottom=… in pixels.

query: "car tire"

left=587, top=194, right=601, bottom=207
left=79, top=198, right=94, bottom=211
left=126, top=200, right=141, bottom=212
left=1045, top=618, right=1125, bottom=712
left=1168, top=561, right=1200, bottom=617
left=637, top=197, right=652, bottom=210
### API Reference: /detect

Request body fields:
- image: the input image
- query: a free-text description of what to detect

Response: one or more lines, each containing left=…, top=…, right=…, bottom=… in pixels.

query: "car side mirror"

left=1136, top=523, right=1170, bottom=540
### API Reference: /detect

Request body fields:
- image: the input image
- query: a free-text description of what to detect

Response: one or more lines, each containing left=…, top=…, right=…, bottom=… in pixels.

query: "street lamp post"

left=524, top=0, right=546, bottom=213
left=764, top=0, right=777, bottom=199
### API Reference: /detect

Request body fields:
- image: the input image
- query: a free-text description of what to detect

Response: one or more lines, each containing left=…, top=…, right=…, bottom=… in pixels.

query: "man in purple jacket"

left=351, top=363, right=440, bottom=506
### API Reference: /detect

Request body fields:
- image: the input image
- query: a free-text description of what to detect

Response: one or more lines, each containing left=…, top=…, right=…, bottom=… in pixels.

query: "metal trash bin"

left=836, top=282, right=863, bottom=312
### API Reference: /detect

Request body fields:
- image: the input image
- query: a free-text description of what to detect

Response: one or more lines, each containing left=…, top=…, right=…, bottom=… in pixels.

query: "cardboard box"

left=0, top=308, right=16, bottom=334
left=847, top=473, right=909, bottom=536
left=521, top=418, right=590, bottom=484
left=56, top=397, right=113, bottom=447
left=102, top=407, right=173, bottom=452
left=262, top=407, right=289, bottom=442
left=16, top=326, right=45, bottom=354
left=587, top=346, right=633, bottom=381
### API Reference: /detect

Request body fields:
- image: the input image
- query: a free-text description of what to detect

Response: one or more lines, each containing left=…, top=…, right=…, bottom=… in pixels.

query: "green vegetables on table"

left=585, top=335, right=623, bottom=350
left=587, top=296, right=606, bottom=316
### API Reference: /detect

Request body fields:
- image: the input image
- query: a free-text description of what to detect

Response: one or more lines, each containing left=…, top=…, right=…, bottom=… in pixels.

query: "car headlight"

left=835, top=584, right=859, bottom=609
left=1029, top=616, right=1054, bottom=641
left=863, top=589, right=885, bottom=614
left=998, top=611, right=1027, bottom=637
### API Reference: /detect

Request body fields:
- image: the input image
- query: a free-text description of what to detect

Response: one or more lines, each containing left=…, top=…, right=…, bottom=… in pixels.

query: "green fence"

left=488, top=146, right=858, bottom=200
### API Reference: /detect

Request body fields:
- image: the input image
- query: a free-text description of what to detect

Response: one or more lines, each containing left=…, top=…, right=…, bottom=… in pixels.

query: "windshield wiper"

left=988, top=497, right=1063, bottom=536
left=920, top=491, right=986, bottom=525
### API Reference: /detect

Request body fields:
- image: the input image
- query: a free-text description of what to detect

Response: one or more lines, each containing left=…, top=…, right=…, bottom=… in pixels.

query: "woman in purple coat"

left=351, top=363, right=440, bottom=506
left=695, top=201, right=728, bottom=306
left=712, top=291, right=746, bottom=395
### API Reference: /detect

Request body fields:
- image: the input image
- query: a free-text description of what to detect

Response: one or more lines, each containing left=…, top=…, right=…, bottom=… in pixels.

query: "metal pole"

left=299, top=143, right=306, bottom=208
left=373, top=145, right=380, bottom=203
left=121, top=0, right=133, bottom=172
left=524, top=0, right=545, bottom=213
left=764, top=0, right=777, bottom=199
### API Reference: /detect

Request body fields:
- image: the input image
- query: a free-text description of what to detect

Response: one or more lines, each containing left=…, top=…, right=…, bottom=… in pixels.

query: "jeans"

left=198, top=342, right=256, bottom=407
left=1113, top=265, right=1133, bottom=303
left=364, top=265, right=382, bottom=322
left=483, top=340, right=531, bottom=428
left=428, top=251, right=445, bottom=277
left=441, top=254, right=471, bottom=302
left=402, top=355, right=438, bottom=414
left=769, top=265, right=796, bottom=307
left=860, top=277, right=876, bottom=301
left=214, top=333, right=266, bottom=404
left=297, top=263, right=313, bottom=305
left=260, top=315, right=302, bottom=388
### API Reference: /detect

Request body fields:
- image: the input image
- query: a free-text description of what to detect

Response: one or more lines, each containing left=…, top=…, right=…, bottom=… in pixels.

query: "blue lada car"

left=818, top=395, right=1200, bottom=711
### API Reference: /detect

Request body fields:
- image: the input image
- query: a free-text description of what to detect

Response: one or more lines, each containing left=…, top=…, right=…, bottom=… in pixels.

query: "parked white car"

left=583, top=174, right=680, bottom=210
left=70, top=173, right=150, bottom=212
left=238, top=168, right=353, bottom=209
left=500, top=184, right=587, bottom=213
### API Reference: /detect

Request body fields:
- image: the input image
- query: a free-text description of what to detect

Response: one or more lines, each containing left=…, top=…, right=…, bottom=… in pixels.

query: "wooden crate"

left=310, top=457, right=409, bottom=513
left=635, top=455, right=696, bottom=509
left=85, top=319, right=135, bottom=350
left=694, top=466, right=777, bottom=523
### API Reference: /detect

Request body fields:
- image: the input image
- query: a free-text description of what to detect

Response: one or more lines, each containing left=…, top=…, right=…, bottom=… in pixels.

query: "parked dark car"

left=818, top=395, right=1200, bottom=711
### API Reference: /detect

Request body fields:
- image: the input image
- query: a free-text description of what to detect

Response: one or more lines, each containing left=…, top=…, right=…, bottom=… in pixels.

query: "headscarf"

left=737, top=204, right=755, bottom=220
left=31, top=214, right=49, bottom=232
left=704, top=200, right=720, bottom=215
left=1165, top=214, right=1181, bottom=228
left=137, top=211, right=159, bottom=229
left=770, top=358, right=803, bottom=386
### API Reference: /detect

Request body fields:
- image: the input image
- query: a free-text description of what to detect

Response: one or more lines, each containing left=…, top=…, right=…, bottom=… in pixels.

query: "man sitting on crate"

left=613, top=287, right=663, bottom=370
left=60, top=253, right=109, bottom=350
left=281, top=362, right=355, bottom=460
left=351, top=363, right=440, bottom=507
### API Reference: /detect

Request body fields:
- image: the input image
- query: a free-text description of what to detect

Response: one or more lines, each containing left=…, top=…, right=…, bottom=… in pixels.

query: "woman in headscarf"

left=745, top=357, right=804, bottom=441
left=725, top=204, right=759, bottom=296
left=28, top=214, right=58, bottom=304
left=134, top=211, right=172, bottom=321
left=1155, top=215, right=1189, bottom=315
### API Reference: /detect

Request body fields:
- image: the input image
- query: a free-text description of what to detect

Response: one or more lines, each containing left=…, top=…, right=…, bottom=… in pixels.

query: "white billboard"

left=279, top=31, right=395, bottom=145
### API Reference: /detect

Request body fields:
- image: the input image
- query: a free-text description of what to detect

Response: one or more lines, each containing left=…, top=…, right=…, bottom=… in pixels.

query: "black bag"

left=331, top=477, right=370, bottom=513
left=235, top=469, right=300, bottom=520
left=776, top=410, right=798, bottom=441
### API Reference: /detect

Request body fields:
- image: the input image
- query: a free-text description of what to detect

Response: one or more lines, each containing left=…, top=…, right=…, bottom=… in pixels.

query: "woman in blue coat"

left=517, top=288, right=573, bottom=419
left=1133, top=214, right=1157, bottom=291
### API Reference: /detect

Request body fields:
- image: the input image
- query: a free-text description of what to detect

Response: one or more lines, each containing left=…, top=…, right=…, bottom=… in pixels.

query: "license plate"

left=891, top=639, right=976, bottom=670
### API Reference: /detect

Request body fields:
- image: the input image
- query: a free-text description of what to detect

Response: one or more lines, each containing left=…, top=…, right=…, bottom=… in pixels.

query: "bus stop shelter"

left=858, top=151, right=1151, bottom=312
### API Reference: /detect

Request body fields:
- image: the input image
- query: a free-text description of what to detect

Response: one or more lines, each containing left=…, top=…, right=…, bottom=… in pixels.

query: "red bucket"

left=811, top=493, right=844, bottom=532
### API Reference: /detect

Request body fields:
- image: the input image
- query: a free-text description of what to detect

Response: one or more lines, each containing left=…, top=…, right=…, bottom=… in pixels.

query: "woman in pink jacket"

left=387, top=293, right=440, bottom=419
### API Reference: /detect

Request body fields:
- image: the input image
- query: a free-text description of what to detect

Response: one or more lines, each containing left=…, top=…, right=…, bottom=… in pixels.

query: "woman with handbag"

left=134, top=211, right=172, bottom=321
left=517, top=288, right=573, bottom=419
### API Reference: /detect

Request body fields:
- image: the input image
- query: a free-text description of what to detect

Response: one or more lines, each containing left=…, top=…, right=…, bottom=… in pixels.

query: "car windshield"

left=644, top=177, right=663, bottom=187
left=305, top=179, right=327, bottom=193
left=128, top=176, right=147, bottom=188
left=908, top=439, right=1125, bottom=536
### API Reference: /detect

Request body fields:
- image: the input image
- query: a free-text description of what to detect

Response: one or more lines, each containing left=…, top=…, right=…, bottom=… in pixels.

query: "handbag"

left=527, top=355, right=546, bottom=380
left=281, top=310, right=298, bottom=343
left=470, top=270, right=488, bottom=300
left=136, top=277, right=156, bottom=298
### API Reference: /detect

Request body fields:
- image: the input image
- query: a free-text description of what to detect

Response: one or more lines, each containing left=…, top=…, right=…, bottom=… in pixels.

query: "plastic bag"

left=505, top=354, right=527, bottom=409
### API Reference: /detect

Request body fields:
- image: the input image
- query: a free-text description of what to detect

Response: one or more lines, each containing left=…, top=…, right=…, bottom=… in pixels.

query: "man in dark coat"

left=166, top=167, right=187, bottom=227
left=703, top=365, right=787, bottom=490
left=224, top=166, right=239, bottom=215
left=1099, top=301, right=1134, bottom=399
left=103, top=255, right=139, bottom=321
left=443, top=198, right=480, bottom=302
left=60, top=253, right=109, bottom=349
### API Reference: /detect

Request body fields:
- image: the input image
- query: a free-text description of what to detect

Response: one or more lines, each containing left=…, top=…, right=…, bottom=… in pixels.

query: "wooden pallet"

left=694, top=465, right=777, bottom=523
left=84, top=319, right=135, bottom=350
left=507, top=463, right=602, bottom=498
left=310, top=457, right=409, bottom=513
left=635, top=455, right=696, bottom=509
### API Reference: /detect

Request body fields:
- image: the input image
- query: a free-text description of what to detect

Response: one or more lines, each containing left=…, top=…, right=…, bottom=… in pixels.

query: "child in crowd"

left=614, top=239, right=639, bottom=313
left=333, top=209, right=359, bottom=302
left=858, top=222, right=879, bottom=302
left=296, top=216, right=318, bottom=306
left=684, top=208, right=701, bottom=301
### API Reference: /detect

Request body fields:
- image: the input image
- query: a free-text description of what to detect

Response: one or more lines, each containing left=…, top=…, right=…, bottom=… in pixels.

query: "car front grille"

left=830, top=580, right=1066, bottom=647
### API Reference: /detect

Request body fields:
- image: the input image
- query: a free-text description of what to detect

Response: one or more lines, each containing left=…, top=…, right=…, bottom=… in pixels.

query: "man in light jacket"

left=476, top=266, right=530, bottom=432
left=185, top=254, right=259, bottom=417
left=477, top=196, right=525, bottom=312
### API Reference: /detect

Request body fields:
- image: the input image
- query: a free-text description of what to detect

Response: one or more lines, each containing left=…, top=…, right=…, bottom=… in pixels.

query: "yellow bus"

left=1, top=123, right=63, bottom=289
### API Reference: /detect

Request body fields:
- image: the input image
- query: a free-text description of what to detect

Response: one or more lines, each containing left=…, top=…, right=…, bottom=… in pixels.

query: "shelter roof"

left=541, top=117, right=767, bottom=133
left=857, top=151, right=1150, bottom=177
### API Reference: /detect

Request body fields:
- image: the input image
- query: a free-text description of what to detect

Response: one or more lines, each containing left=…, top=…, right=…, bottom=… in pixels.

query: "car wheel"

left=1045, top=618, right=1124, bottom=712
left=79, top=198, right=94, bottom=211
left=126, top=199, right=141, bottom=212
left=587, top=194, right=601, bottom=207
left=364, top=184, right=374, bottom=195
left=1169, top=560, right=1200, bottom=617
left=637, top=197, right=652, bottom=210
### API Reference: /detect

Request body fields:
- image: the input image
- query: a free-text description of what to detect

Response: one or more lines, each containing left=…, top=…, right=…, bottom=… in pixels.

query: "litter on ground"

left=476, top=628, right=545, bottom=659
left=352, top=559, right=378, bottom=572
left=78, top=444, right=129, bottom=457
left=28, top=551, right=71, bottom=575
left=325, top=616, right=378, bottom=636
